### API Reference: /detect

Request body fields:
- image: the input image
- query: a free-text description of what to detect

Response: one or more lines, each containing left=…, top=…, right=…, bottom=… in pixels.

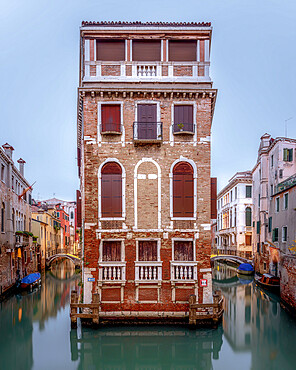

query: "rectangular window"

left=272, top=228, right=279, bottom=242
left=258, top=194, right=260, bottom=207
left=283, top=148, right=293, bottom=162
left=1, top=164, right=4, bottom=182
left=101, top=104, right=121, bottom=133
left=279, top=169, right=283, bottom=179
left=136, top=104, right=157, bottom=140
left=256, top=221, right=261, bottom=234
left=276, top=197, right=280, bottom=212
left=132, top=40, right=161, bottom=61
left=271, top=185, right=273, bottom=196
left=284, top=193, right=288, bottom=209
left=275, top=171, right=277, bottom=180
left=138, top=241, right=158, bottom=261
left=174, top=105, right=194, bottom=133
left=169, top=40, right=197, bottom=61
left=174, top=241, right=194, bottom=261
left=96, top=39, right=125, bottom=61
left=282, top=226, right=287, bottom=242
left=235, top=187, right=237, bottom=199
left=268, top=217, right=272, bottom=233
left=245, top=235, right=252, bottom=246
left=271, top=155, right=274, bottom=167
left=246, top=185, right=252, bottom=198
left=102, top=240, right=121, bottom=261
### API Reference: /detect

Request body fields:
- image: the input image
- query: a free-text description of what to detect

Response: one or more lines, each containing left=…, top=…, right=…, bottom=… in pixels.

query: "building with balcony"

left=0, top=143, right=35, bottom=298
left=77, top=21, right=217, bottom=322
left=216, top=172, right=253, bottom=258
left=252, top=134, right=296, bottom=276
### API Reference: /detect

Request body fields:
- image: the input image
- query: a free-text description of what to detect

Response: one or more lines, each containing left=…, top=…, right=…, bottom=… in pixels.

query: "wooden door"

left=137, top=104, right=157, bottom=139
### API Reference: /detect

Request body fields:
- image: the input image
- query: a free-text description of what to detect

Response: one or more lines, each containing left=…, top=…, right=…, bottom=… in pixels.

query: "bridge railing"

left=189, top=291, right=224, bottom=326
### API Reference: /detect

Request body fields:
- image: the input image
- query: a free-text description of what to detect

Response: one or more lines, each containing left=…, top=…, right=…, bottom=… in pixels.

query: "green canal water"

left=1, top=260, right=296, bottom=370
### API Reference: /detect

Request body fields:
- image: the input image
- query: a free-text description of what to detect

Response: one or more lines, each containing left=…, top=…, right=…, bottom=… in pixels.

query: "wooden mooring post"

left=189, top=295, right=197, bottom=327
left=70, top=290, right=78, bottom=328
left=92, top=293, right=100, bottom=326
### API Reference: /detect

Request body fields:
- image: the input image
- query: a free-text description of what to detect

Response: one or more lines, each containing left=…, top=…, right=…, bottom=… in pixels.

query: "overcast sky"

left=1, top=0, right=295, bottom=200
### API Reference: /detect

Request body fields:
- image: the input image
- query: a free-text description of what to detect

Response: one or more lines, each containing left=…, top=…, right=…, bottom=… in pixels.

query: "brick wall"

left=101, top=65, right=121, bottom=76
left=81, top=91, right=214, bottom=313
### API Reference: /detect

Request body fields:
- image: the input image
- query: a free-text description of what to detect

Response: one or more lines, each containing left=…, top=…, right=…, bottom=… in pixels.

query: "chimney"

left=2, top=143, right=14, bottom=159
left=17, top=158, right=26, bottom=177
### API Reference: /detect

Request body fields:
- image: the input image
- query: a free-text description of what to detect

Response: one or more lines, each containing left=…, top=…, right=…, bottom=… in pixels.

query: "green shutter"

left=257, top=221, right=261, bottom=234
left=288, top=149, right=293, bottom=162
left=268, top=217, right=272, bottom=233
left=283, top=148, right=288, bottom=161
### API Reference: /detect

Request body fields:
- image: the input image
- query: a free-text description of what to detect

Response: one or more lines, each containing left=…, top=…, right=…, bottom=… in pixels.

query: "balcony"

left=83, top=61, right=210, bottom=83
left=135, top=261, right=162, bottom=282
left=98, top=262, right=126, bottom=282
left=171, top=261, right=198, bottom=281
left=173, top=122, right=194, bottom=135
left=133, top=122, right=162, bottom=143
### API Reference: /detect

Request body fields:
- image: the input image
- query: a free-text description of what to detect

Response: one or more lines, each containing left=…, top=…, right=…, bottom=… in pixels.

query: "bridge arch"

left=46, top=254, right=81, bottom=267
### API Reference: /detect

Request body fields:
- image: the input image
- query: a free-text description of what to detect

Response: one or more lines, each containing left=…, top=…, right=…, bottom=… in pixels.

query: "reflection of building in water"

left=70, top=327, right=223, bottom=370
left=212, top=262, right=237, bottom=282
left=0, top=293, right=34, bottom=369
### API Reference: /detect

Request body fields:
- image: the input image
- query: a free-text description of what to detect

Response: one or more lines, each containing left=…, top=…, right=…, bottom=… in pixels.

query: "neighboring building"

left=0, top=143, right=35, bottom=298
left=216, top=172, right=253, bottom=258
left=42, top=198, right=78, bottom=255
left=32, top=204, right=61, bottom=258
left=77, top=21, right=217, bottom=320
left=252, top=134, right=296, bottom=275
left=270, top=174, right=296, bottom=311
left=32, top=218, right=47, bottom=271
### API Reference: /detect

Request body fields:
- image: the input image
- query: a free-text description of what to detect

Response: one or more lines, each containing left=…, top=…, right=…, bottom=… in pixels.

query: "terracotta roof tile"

left=82, top=21, right=211, bottom=27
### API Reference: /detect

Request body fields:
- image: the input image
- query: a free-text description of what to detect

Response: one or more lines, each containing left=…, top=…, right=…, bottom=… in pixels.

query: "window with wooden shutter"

left=174, top=105, right=194, bottom=133
left=174, top=241, right=194, bottom=261
left=102, top=241, right=121, bottom=261
left=132, top=40, right=161, bottom=61
left=173, top=162, right=194, bottom=217
left=169, top=40, right=197, bottom=61
left=245, top=235, right=252, bottom=246
left=96, top=39, right=125, bottom=61
left=101, top=105, right=121, bottom=133
left=245, top=207, right=252, bottom=227
left=101, top=162, right=122, bottom=218
left=138, top=241, right=158, bottom=261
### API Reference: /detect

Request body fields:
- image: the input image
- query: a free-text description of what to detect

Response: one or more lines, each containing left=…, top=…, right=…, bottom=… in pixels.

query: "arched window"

left=101, top=162, right=122, bottom=218
left=245, top=207, right=252, bottom=227
left=1, top=203, right=4, bottom=232
left=173, top=162, right=194, bottom=217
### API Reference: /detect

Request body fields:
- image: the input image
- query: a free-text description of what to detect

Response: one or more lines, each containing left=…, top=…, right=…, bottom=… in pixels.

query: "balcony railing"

left=135, top=261, right=162, bottom=282
left=98, top=262, right=126, bottom=282
left=171, top=261, right=198, bottom=281
left=133, top=122, right=162, bottom=142
left=173, top=122, right=194, bottom=134
left=83, top=61, right=210, bottom=82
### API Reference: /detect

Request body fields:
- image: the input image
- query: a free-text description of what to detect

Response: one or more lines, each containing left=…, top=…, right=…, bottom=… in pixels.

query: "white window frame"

left=282, top=226, right=287, bottom=242
left=97, top=101, right=125, bottom=146
left=99, top=239, right=125, bottom=262
left=172, top=238, right=196, bottom=262
left=135, top=238, right=161, bottom=262
left=171, top=102, right=197, bottom=145
left=170, top=157, right=197, bottom=220
left=98, top=158, right=126, bottom=221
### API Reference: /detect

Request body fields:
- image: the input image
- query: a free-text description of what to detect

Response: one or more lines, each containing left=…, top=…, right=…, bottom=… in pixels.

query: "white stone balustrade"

left=135, top=261, right=162, bottom=281
left=99, top=262, right=126, bottom=281
left=171, top=261, right=197, bottom=281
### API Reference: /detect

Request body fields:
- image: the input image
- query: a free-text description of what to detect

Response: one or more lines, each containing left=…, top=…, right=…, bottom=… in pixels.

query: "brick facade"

left=78, top=22, right=217, bottom=320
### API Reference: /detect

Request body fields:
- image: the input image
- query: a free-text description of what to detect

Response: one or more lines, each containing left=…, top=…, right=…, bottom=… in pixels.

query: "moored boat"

left=237, top=263, right=254, bottom=275
left=20, top=272, right=41, bottom=289
left=254, top=273, right=280, bottom=294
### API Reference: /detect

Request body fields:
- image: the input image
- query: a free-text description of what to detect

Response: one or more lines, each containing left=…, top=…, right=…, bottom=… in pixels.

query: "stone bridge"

left=46, top=253, right=81, bottom=267
left=211, top=255, right=253, bottom=267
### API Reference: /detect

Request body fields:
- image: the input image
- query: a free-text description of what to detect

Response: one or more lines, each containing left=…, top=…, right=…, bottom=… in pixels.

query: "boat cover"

left=238, top=263, right=254, bottom=272
left=21, top=272, right=41, bottom=285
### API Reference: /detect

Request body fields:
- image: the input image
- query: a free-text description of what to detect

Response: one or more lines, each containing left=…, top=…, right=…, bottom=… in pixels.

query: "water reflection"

left=70, top=326, right=223, bottom=370
left=214, top=261, right=296, bottom=370
left=1, top=260, right=296, bottom=370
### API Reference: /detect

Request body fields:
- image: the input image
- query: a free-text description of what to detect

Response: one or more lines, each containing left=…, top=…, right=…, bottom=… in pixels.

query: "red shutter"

left=211, top=178, right=217, bottom=219
left=139, top=241, right=158, bottom=261
left=96, top=40, right=125, bottom=61
left=173, top=162, right=194, bottom=217
left=76, top=190, right=82, bottom=227
left=132, top=40, right=161, bottom=61
left=174, top=241, right=193, bottom=261
left=174, top=105, right=193, bottom=132
left=101, top=163, right=122, bottom=218
left=101, top=105, right=121, bottom=132
left=102, top=241, right=121, bottom=261
left=169, top=40, right=197, bottom=61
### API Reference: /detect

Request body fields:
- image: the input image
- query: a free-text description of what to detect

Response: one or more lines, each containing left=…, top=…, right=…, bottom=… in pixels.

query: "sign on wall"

left=200, top=279, right=208, bottom=287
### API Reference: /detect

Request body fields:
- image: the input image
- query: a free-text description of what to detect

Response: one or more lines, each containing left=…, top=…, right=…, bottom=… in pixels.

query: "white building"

left=216, top=171, right=253, bottom=258
left=252, top=133, right=296, bottom=275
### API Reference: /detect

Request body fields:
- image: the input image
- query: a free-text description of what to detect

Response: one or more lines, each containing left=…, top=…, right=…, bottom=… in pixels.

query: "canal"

left=1, top=260, right=296, bottom=369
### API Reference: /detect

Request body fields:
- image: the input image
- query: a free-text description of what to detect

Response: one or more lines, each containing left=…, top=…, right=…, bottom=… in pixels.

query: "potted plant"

left=177, top=123, right=184, bottom=132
